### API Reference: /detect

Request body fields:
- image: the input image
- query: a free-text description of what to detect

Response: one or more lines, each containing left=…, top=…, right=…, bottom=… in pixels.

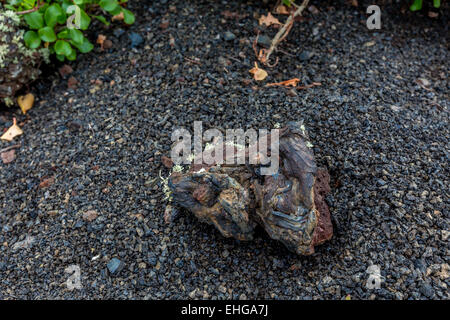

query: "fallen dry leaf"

left=39, top=177, right=55, bottom=189
left=221, top=10, right=247, bottom=20
left=416, top=78, right=433, bottom=91
left=249, top=62, right=268, bottom=81
left=274, top=4, right=290, bottom=15
left=112, top=11, right=124, bottom=21
left=160, top=20, right=169, bottom=29
left=97, top=34, right=106, bottom=50
left=17, top=93, right=34, bottom=114
left=1, top=118, right=23, bottom=142
left=59, top=64, right=73, bottom=78
left=67, top=76, right=78, bottom=89
left=266, top=78, right=301, bottom=87
left=1, top=149, right=16, bottom=164
left=259, top=12, right=281, bottom=27
left=417, top=78, right=430, bottom=87
left=297, top=82, right=322, bottom=89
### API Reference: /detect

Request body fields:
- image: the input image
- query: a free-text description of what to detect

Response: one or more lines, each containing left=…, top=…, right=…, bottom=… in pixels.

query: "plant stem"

left=264, top=0, right=310, bottom=64
left=16, top=0, right=43, bottom=15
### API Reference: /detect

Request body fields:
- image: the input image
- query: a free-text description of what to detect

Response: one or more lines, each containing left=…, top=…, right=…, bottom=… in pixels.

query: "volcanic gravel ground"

left=0, top=0, right=448, bottom=299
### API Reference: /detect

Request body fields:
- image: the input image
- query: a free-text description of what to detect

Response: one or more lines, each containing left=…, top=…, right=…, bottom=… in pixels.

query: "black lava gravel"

left=0, top=0, right=448, bottom=299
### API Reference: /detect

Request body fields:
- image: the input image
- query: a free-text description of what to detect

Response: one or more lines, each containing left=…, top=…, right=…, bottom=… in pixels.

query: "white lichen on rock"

left=0, top=9, right=49, bottom=105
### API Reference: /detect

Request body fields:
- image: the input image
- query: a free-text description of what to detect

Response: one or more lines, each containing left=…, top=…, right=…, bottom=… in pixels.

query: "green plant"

left=3, top=0, right=135, bottom=62
left=409, top=0, right=441, bottom=11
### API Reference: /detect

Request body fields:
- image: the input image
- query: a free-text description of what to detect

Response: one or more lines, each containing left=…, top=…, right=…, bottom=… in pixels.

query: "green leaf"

left=108, top=5, right=122, bottom=16
left=93, top=15, right=110, bottom=26
left=57, top=29, right=70, bottom=39
left=54, top=40, right=73, bottom=56
left=73, top=0, right=85, bottom=4
left=44, top=4, right=64, bottom=28
left=38, top=26, right=57, bottom=42
left=71, top=37, right=93, bottom=53
left=282, top=0, right=292, bottom=7
left=61, top=0, right=72, bottom=12
left=56, top=54, right=65, bottom=62
left=23, top=30, right=41, bottom=49
left=409, top=0, right=423, bottom=11
left=99, top=0, right=119, bottom=12
left=6, top=0, right=21, bottom=6
left=24, top=11, right=44, bottom=30
left=66, top=49, right=77, bottom=61
left=80, top=9, right=91, bottom=30
left=69, top=28, right=84, bottom=45
left=21, top=0, right=35, bottom=10
left=433, top=0, right=441, bottom=8
left=122, top=8, right=135, bottom=25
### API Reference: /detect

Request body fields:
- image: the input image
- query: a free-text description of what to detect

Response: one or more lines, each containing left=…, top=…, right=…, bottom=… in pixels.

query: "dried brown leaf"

left=266, top=78, right=300, bottom=87
left=249, top=62, right=268, bottom=81
left=274, top=4, right=290, bottom=15
left=259, top=12, right=281, bottom=27
left=1, top=118, right=23, bottom=142
left=97, top=34, right=106, bottom=50
left=112, top=11, right=124, bottom=21
left=39, top=177, right=55, bottom=188
left=17, top=93, right=34, bottom=114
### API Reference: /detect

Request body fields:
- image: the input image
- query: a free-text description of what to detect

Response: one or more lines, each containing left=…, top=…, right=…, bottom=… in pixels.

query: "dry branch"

left=263, top=0, right=310, bottom=65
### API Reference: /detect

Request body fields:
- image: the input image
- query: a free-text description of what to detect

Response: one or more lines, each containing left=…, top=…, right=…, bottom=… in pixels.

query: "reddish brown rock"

left=161, top=155, right=174, bottom=168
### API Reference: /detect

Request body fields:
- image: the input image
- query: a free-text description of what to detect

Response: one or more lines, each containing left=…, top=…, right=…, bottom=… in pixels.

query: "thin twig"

left=17, top=0, right=43, bottom=15
left=0, top=144, right=21, bottom=153
left=184, top=57, right=201, bottom=65
left=264, top=0, right=310, bottom=64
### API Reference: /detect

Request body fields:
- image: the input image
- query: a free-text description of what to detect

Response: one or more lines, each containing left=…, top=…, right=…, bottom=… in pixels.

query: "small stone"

left=147, top=254, right=157, bottom=266
left=299, top=51, right=314, bottom=61
left=357, top=105, right=369, bottom=113
left=67, top=76, right=78, bottom=89
left=129, top=32, right=143, bottom=48
left=419, top=283, right=435, bottom=298
left=390, top=105, right=401, bottom=112
left=218, top=285, right=227, bottom=294
left=12, top=235, right=35, bottom=251
left=189, top=289, right=197, bottom=299
left=222, top=249, right=229, bottom=258
left=161, top=156, right=173, bottom=168
left=257, top=35, right=271, bottom=47
left=1, top=149, right=16, bottom=164
left=113, top=28, right=125, bottom=38
left=164, top=205, right=180, bottom=223
left=83, top=210, right=98, bottom=222
left=74, top=220, right=84, bottom=229
left=224, top=31, right=236, bottom=41
left=107, top=258, right=124, bottom=275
